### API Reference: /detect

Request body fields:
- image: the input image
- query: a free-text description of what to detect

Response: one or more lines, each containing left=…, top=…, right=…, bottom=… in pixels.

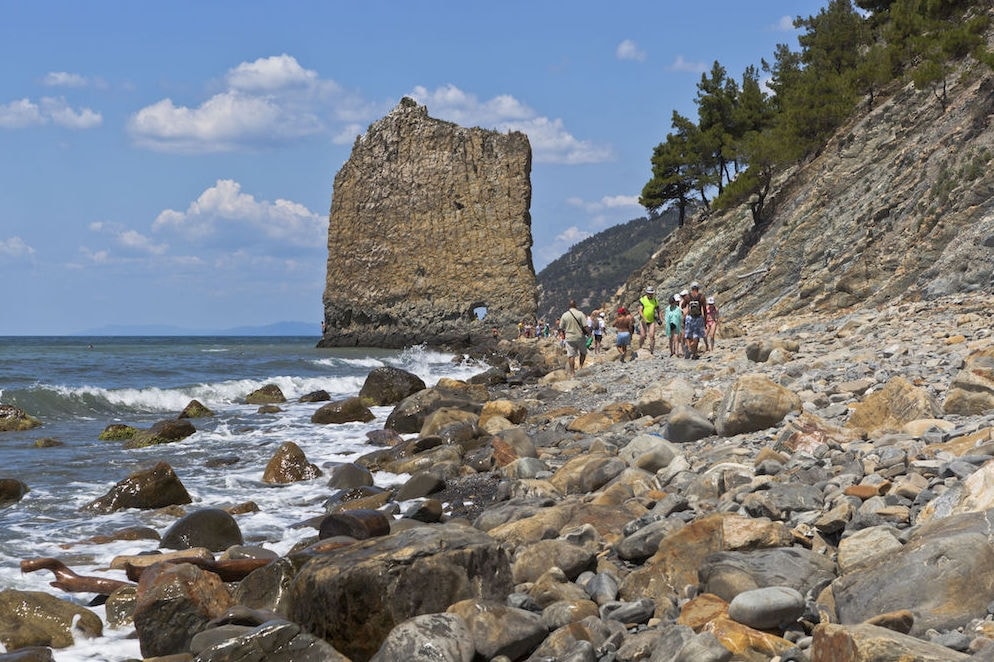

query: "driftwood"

left=21, top=557, right=133, bottom=595
left=123, top=556, right=273, bottom=583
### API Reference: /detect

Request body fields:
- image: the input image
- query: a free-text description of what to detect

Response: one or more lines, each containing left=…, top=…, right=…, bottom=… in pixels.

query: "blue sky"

left=0, top=1, right=827, bottom=335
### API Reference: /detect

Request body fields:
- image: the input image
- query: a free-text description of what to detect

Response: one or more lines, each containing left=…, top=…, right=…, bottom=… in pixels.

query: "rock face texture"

left=617, top=64, right=994, bottom=319
left=320, top=98, right=537, bottom=349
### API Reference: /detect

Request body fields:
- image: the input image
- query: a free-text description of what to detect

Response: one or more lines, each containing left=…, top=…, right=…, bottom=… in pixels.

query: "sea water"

left=0, top=336, right=486, bottom=661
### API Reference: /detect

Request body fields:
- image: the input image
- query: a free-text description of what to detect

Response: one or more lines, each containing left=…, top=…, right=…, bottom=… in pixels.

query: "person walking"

left=612, top=306, right=636, bottom=362
left=558, top=299, right=589, bottom=377
left=682, top=282, right=707, bottom=359
left=664, top=294, right=684, bottom=357
left=636, top=286, right=661, bottom=355
left=704, top=296, right=720, bottom=351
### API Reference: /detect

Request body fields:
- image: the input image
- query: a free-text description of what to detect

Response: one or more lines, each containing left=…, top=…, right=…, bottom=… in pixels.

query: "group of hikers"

left=556, top=282, right=720, bottom=377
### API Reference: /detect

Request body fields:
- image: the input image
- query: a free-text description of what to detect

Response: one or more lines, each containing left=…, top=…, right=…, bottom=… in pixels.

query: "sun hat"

left=645, top=286, right=655, bottom=294
left=672, top=294, right=680, bottom=302
left=680, top=289, right=689, bottom=297
left=690, top=282, right=700, bottom=290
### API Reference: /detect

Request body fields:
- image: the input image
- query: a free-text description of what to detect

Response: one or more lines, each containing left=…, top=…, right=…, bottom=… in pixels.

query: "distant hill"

left=73, top=321, right=317, bottom=336
left=535, top=208, right=682, bottom=323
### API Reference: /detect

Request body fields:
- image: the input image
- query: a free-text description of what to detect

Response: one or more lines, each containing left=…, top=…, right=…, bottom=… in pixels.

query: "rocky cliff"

left=617, top=60, right=994, bottom=319
left=320, top=98, right=536, bottom=349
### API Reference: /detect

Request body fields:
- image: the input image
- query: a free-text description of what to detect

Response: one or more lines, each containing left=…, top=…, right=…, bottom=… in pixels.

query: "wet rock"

left=311, top=396, right=375, bottom=424
left=124, top=418, right=197, bottom=449
left=244, top=384, right=286, bottom=404
left=0, top=405, right=41, bottom=432
left=359, top=367, right=426, bottom=406
left=325, top=462, right=374, bottom=489
left=261, top=441, right=322, bottom=484
left=384, top=386, right=483, bottom=434
left=0, top=478, right=29, bottom=507
left=83, top=461, right=192, bottom=513
left=298, top=389, right=331, bottom=403
left=447, top=599, right=546, bottom=661
left=179, top=399, right=214, bottom=418
left=0, top=589, right=102, bottom=650
left=193, top=619, right=349, bottom=662
left=133, top=562, right=234, bottom=658
left=727, top=586, right=805, bottom=630
left=97, top=423, right=139, bottom=441
left=160, top=508, right=244, bottom=552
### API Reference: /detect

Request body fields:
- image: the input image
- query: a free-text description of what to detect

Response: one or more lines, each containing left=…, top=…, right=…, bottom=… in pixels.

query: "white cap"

left=707, top=296, right=715, bottom=304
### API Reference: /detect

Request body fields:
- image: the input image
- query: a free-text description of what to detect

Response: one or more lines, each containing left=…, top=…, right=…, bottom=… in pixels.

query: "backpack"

left=688, top=298, right=702, bottom=317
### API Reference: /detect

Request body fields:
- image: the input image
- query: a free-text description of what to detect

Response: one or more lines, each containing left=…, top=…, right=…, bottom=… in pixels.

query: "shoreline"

left=4, top=294, right=994, bottom=660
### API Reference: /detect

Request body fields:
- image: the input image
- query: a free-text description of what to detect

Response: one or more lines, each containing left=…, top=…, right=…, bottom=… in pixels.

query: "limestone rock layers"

left=320, top=98, right=537, bottom=349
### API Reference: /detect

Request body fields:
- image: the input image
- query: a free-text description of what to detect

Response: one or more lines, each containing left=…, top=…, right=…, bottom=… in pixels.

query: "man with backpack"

left=682, top=282, right=707, bottom=359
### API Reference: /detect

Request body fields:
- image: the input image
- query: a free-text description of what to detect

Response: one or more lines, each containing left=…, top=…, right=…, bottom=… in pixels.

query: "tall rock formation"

left=616, top=61, right=994, bottom=320
left=319, top=98, right=537, bottom=349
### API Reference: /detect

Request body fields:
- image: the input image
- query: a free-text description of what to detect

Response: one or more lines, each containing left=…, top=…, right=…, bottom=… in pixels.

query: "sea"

left=0, top=336, right=488, bottom=661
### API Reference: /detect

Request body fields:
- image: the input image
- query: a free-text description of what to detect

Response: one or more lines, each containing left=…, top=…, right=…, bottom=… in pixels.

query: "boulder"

left=566, top=402, right=639, bottom=434
left=715, top=374, right=801, bottom=437
left=0, top=478, right=29, bottom=507
left=727, top=586, right=806, bottom=630
left=359, top=367, right=427, bottom=406
left=261, top=441, right=322, bottom=484
left=318, top=509, right=392, bottom=541
left=0, top=405, right=41, bottom=432
left=244, top=384, right=286, bottom=405
left=194, top=619, right=349, bottom=662
left=699, top=547, right=837, bottom=603
left=829, top=509, right=994, bottom=636
left=385, top=387, right=482, bottom=434
left=944, top=346, right=994, bottom=415
left=133, top=562, right=234, bottom=658
left=370, top=613, right=475, bottom=662
left=97, top=423, right=138, bottom=441
left=479, top=399, right=528, bottom=428
left=549, top=452, right=627, bottom=495
left=847, top=376, right=941, bottom=434
left=299, top=389, right=331, bottom=403
left=419, top=407, right=478, bottom=436
left=326, top=462, right=374, bottom=489
left=447, top=599, right=546, bottom=661
left=665, top=405, right=717, bottom=443
left=179, top=399, right=214, bottom=418
left=124, top=418, right=197, bottom=449
left=0, top=589, right=102, bottom=650
left=311, top=396, right=375, bottom=425
left=82, top=461, right=192, bottom=513
left=512, top=539, right=598, bottom=584
left=636, top=377, right=695, bottom=417
left=288, top=523, right=512, bottom=661
left=812, top=623, right=970, bottom=661
left=160, top=508, right=244, bottom=552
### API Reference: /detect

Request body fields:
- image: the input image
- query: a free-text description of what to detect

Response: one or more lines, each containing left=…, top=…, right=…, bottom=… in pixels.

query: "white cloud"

left=774, top=15, right=796, bottom=31
left=409, top=84, right=612, bottom=165
left=668, top=56, right=708, bottom=74
left=0, top=236, right=35, bottom=257
left=0, top=97, right=101, bottom=129
left=616, top=39, right=646, bottom=62
left=226, top=54, right=323, bottom=93
left=556, top=226, right=592, bottom=245
left=118, top=230, right=168, bottom=255
left=128, top=54, right=349, bottom=153
left=567, top=194, right=640, bottom=213
left=43, top=72, right=87, bottom=87
left=153, top=179, right=325, bottom=249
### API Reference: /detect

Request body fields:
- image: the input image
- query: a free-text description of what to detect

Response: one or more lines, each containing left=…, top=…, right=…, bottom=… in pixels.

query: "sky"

left=0, top=1, right=829, bottom=335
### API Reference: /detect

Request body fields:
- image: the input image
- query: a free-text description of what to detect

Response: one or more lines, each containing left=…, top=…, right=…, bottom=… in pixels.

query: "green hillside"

left=535, top=207, right=682, bottom=323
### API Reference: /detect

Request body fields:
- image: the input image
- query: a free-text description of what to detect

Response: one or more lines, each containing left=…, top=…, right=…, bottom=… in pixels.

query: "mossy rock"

left=34, top=437, right=64, bottom=448
left=179, top=399, right=214, bottom=419
left=99, top=424, right=139, bottom=441
left=0, top=405, right=41, bottom=432
left=123, top=419, right=196, bottom=449
left=245, top=384, right=287, bottom=405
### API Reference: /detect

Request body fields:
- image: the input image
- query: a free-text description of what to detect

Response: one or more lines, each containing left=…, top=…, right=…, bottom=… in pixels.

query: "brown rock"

left=0, top=589, right=102, bottom=650
left=124, top=418, right=197, bottom=449
left=82, top=461, right=192, bottom=513
left=944, top=346, right=994, bottom=415
left=244, top=383, right=286, bottom=404
left=0, top=405, right=41, bottom=432
left=811, top=622, right=970, bottom=661
left=358, top=366, right=426, bottom=406
left=566, top=402, right=639, bottom=434
left=133, top=562, right=234, bottom=658
left=716, top=374, right=801, bottom=437
left=846, top=376, right=940, bottom=434
left=178, top=399, right=213, bottom=418
left=0, top=479, right=29, bottom=507
left=261, top=441, right=322, bottom=484
left=311, top=396, right=375, bottom=425
left=319, top=98, right=536, bottom=350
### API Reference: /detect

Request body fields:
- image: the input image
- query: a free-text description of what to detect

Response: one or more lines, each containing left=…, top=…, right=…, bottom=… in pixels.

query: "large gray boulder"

left=82, top=461, right=192, bottom=513
left=359, top=366, right=426, bottom=406
left=288, top=523, right=512, bottom=661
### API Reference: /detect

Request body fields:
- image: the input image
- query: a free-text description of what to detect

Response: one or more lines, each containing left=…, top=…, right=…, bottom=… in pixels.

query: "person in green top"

left=637, top=285, right=661, bottom=355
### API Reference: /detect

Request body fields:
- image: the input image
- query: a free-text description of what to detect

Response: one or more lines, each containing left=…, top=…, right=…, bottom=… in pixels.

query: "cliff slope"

left=618, top=59, right=994, bottom=319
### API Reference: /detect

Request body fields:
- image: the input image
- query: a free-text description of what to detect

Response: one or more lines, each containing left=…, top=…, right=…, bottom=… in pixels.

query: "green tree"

left=640, top=112, right=708, bottom=226
left=695, top=61, right=740, bottom=193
